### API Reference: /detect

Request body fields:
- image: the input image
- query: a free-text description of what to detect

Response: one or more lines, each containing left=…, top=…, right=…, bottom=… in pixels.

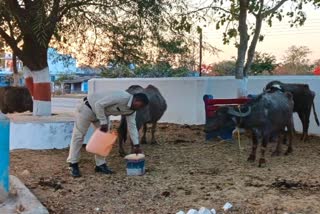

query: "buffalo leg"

left=258, top=135, right=269, bottom=167
left=141, top=124, right=148, bottom=144
left=282, top=128, right=288, bottom=145
left=118, top=132, right=127, bottom=157
left=272, top=134, right=282, bottom=156
left=285, top=118, right=294, bottom=155
left=303, top=106, right=312, bottom=141
left=247, top=134, right=258, bottom=162
left=151, top=123, right=158, bottom=144
left=298, top=111, right=309, bottom=142
left=118, top=118, right=128, bottom=157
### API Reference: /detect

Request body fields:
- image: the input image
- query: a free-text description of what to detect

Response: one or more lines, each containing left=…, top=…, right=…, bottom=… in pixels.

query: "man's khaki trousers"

left=67, top=102, right=107, bottom=166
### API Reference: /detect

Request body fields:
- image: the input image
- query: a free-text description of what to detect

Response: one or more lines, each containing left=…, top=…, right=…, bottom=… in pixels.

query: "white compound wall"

left=89, top=76, right=320, bottom=136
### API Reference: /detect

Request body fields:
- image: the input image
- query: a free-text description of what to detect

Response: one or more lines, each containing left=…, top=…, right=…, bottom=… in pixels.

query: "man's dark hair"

left=133, top=93, right=149, bottom=105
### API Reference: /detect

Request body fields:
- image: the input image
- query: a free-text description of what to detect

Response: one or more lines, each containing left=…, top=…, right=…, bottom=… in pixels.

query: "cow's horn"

left=227, top=106, right=251, bottom=117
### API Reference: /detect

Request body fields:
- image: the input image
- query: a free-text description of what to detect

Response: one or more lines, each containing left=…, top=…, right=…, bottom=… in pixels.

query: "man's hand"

left=133, top=145, right=142, bottom=155
left=100, top=124, right=109, bottom=133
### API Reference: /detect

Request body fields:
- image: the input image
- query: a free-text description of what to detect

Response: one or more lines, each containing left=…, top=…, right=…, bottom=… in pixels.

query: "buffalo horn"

left=227, top=106, right=251, bottom=117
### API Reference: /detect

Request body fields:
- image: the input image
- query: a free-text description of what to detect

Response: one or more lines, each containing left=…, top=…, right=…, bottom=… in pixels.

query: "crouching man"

left=67, top=90, right=149, bottom=177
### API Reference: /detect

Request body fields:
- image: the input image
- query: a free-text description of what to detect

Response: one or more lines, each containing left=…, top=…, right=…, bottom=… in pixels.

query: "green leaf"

left=197, top=26, right=202, bottom=34
left=259, top=35, right=264, bottom=42
left=216, top=21, right=220, bottom=30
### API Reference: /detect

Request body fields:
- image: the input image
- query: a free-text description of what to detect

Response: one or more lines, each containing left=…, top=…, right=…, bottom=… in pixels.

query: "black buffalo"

left=118, top=84, right=167, bottom=156
left=204, top=91, right=294, bottom=167
left=0, top=86, right=33, bottom=114
left=264, top=80, right=319, bottom=141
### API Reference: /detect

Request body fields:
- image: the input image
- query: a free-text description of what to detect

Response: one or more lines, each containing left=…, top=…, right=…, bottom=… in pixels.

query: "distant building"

left=61, top=76, right=97, bottom=94
left=1, top=48, right=101, bottom=92
left=48, top=48, right=77, bottom=75
left=0, top=70, right=12, bottom=87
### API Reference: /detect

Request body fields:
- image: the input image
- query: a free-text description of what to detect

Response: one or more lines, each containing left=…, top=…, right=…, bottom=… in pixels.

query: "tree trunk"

left=22, top=35, right=51, bottom=116
left=244, top=15, right=263, bottom=75
left=235, top=0, right=249, bottom=97
left=12, top=53, right=20, bottom=86
left=12, top=73, right=20, bottom=87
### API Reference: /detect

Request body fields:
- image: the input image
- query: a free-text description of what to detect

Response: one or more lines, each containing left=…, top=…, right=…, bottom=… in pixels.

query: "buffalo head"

left=204, top=105, right=251, bottom=133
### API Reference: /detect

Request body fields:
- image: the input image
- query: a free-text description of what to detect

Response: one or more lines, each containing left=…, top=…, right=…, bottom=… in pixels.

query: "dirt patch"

left=10, top=123, right=320, bottom=214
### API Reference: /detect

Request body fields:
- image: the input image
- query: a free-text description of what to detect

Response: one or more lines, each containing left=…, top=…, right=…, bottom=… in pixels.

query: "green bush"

left=100, top=65, right=136, bottom=78
left=100, top=62, right=190, bottom=78
left=135, top=62, right=190, bottom=78
left=212, top=60, right=236, bottom=75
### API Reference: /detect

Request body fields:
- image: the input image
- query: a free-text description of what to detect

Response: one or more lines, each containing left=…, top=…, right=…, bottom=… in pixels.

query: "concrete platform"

left=0, top=175, right=48, bottom=214
left=7, top=113, right=94, bottom=150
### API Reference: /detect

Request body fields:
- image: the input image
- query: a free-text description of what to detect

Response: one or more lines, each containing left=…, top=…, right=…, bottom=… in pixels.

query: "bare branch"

left=183, top=6, right=235, bottom=16
left=57, top=0, right=94, bottom=21
left=263, top=0, right=288, bottom=17
left=49, top=0, right=61, bottom=20
left=252, top=0, right=264, bottom=17
left=4, top=0, right=28, bottom=33
left=0, top=27, right=24, bottom=60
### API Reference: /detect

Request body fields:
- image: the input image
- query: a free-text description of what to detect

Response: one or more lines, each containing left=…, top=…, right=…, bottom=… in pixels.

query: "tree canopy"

left=0, top=0, right=198, bottom=70
left=181, top=0, right=316, bottom=79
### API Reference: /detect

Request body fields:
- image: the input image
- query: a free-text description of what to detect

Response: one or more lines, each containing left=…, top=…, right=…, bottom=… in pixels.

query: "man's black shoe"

left=69, top=163, right=81, bottom=177
left=95, top=164, right=113, bottom=174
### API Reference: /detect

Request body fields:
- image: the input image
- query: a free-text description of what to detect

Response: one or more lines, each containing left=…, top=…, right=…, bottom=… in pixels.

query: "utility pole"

left=199, top=30, right=203, bottom=77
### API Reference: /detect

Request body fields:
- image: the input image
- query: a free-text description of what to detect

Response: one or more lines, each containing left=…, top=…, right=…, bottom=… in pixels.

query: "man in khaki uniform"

left=67, top=90, right=149, bottom=177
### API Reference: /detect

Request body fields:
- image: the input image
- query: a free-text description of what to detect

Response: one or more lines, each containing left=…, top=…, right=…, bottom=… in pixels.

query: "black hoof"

left=151, top=140, right=158, bottom=145
left=301, top=134, right=308, bottom=142
left=258, top=158, right=266, bottom=167
left=271, top=151, right=281, bottom=157
left=141, top=139, right=147, bottom=144
left=247, top=154, right=256, bottom=162
left=285, top=148, right=293, bottom=155
left=119, top=151, right=127, bottom=157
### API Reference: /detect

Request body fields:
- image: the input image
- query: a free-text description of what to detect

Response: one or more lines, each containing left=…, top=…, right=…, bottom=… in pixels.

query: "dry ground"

left=10, top=123, right=320, bottom=214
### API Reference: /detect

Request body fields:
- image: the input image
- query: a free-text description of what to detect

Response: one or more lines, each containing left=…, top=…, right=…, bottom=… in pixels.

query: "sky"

left=199, top=3, right=320, bottom=64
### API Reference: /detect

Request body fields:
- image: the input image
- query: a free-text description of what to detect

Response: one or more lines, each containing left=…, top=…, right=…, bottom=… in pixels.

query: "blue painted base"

left=0, top=118, right=10, bottom=192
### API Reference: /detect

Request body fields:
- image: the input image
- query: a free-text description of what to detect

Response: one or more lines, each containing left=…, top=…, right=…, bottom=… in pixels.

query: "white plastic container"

left=125, top=154, right=145, bottom=176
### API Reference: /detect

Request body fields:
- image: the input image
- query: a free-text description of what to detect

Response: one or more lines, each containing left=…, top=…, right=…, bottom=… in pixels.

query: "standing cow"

left=264, top=81, right=319, bottom=141
left=118, top=85, right=167, bottom=156
left=204, top=91, right=294, bottom=167
left=0, top=86, right=33, bottom=114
